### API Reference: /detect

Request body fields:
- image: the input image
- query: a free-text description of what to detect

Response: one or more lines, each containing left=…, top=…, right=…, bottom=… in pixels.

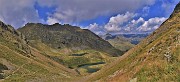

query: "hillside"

left=83, top=2, right=180, bottom=82
left=0, top=21, right=79, bottom=81
left=18, top=23, right=122, bottom=57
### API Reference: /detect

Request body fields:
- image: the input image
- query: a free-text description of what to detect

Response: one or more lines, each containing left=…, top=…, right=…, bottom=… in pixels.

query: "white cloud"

left=132, top=17, right=145, bottom=25
left=86, top=15, right=167, bottom=34
left=105, top=12, right=136, bottom=32
left=50, top=9, right=76, bottom=24
left=85, top=23, right=105, bottom=35
left=124, top=17, right=145, bottom=32
left=109, top=12, right=136, bottom=24
left=85, top=12, right=138, bottom=34
left=120, top=16, right=166, bottom=33
left=104, top=24, right=121, bottom=32
left=142, top=6, right=150, bottom=16
left=0, top=0, right=41, bottom=28
left=37, top=0, right=156, bottom=24
left=47, top=17, right=59, bottom=25
left=87, top=23, right=99, bottom=31
left=0, top=0, right=171, bottom=31
left=137, top=17, right=167, bottom=32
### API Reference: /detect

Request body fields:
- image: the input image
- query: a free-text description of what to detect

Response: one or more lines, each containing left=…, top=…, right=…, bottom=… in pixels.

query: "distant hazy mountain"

left=101, top=33, right=149, bottom=44
left=85, top=2, right=180, bottom=82
left=100, top=33, right=149, bottom=52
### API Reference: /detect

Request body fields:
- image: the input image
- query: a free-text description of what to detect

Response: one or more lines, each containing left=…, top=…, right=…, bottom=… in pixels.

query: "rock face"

left=0, top=63, right=8, bottom=79
left=170, top=2, right=180, bottom=18
left=18, top=23, right=123, bottom=56
left=85, top=2, right=180, bottom=82
left=0, top=21, right=31, bottom=56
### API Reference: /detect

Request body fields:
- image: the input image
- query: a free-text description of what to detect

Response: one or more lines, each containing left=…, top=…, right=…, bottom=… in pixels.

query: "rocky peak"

left=174, top=2, right=180, bottom=13
left=0, top=21, right=5, bottom=27
left=169, top=2, right=180, bottom=18
left=0, top=20, right=31, bottom=55
left=0, top=21, right=18, bottom=35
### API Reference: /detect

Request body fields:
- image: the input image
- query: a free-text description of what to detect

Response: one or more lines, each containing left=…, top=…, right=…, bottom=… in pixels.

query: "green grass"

left=25, top=40, right=117, bottom=75
left=85, top=18, right=180, bottom=82
left=0, top=38, right=74, bottom=81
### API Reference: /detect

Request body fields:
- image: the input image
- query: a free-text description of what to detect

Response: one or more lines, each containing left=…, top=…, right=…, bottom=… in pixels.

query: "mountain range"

left=0, top=18, right=122, bottom=81
left=0, top=2, right=179, bottom=82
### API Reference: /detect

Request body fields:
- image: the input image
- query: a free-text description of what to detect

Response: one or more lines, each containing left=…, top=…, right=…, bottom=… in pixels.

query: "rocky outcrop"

left=0, top=21, right=31, bottom=56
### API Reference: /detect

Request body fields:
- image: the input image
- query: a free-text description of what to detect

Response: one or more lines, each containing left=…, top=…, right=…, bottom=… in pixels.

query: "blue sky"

left=0, top=0, right=179, bottom=34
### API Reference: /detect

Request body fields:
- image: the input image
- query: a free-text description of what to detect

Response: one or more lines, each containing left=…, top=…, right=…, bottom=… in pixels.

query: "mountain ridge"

left=18, top=23, right=123, bottom=56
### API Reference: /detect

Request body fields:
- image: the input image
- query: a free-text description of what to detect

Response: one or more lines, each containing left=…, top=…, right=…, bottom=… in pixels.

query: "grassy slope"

left=0, top=38, right=79, bottom=82
left=0, top=22, right=78, bottom=82
left=83, top=3, right=180, bottom=82
left=0, top=20, right=118, bottom=81
left=28, top=40, right=117, bottom=75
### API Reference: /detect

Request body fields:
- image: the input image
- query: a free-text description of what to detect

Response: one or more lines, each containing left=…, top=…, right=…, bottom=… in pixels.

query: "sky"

left=0, top=0, right=179, bottom=35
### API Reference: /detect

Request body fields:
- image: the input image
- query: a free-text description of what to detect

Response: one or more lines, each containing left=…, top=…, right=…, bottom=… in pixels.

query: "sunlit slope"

left=0, top=21, right=78, bottom=82
left=84, top=2, right=180, bottom=82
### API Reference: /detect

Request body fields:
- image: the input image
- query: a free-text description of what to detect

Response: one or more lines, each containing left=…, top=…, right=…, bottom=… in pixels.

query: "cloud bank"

left=39, top=0, right=156, bottom=24
left=0, top=0, right=156, bottom=27
left=0, top=0, right=178, bottom=34
left=87, top=12, right=167, bottom=34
